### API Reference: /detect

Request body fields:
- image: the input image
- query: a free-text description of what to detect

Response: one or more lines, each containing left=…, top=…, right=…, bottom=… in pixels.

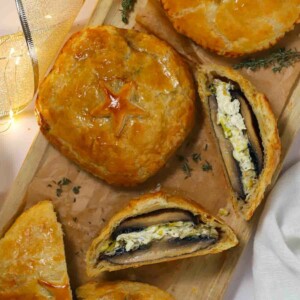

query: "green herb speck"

left=73, top=186, right=81, bottom=195
left=56, top=188, right=63, bottom=197
left=182, top=161, right=193, bottom=179
left=121, top=0, right=136, bottom=24
left=58, top=177, right=71, bottom=186
left=192, top=153, right=201, bottom=163
left=202, top=161, right=212, bottom=172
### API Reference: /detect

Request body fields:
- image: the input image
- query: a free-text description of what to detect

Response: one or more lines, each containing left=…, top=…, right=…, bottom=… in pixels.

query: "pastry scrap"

left=86, top=192, right=238, bottom=276
left=196, top=65, right=281, bottom=220
left=76, top=281, right=174, bottom=300
left=0, top=201, right=72, bottom=299
left=161, top=0, right=300, bottom=57
left=36, top=25, right=195, bottom=186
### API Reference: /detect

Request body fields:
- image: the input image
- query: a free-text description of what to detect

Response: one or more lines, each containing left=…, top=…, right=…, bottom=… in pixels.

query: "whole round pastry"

left=161, top=0, right=300, bottom=57
left=76, top=281, right=174, bottom=300
left=36, top=26, right=195, bottom=186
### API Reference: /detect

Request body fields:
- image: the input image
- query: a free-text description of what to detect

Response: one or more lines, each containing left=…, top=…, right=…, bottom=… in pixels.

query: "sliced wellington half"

left=196, top=64, right=281, bottom=220
left=86, top=192, right=238, bottom=276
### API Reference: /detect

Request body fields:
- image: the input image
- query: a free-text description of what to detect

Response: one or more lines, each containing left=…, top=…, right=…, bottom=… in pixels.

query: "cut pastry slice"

left=161, top=0, right=300, bottom=56
left=196, top=64, right=281, bottom=220
left=86, top=192, right=238, bottom=276
left=76, top=281, right=174, bottom=300
left=0, top=201, right=72, bottom=299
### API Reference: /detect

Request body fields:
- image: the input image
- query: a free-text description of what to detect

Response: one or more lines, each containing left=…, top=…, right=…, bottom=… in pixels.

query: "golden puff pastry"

left=161, top=0, right=300, bottom=57
left=36, top=26, right=195, bottom=186
left=76, top=281, right=174, bottom=300
left=0, top=201, right=72, bottom=299
left=196, top=64, right=281, bottom=220
left=86, top=192, right=238, bottom=276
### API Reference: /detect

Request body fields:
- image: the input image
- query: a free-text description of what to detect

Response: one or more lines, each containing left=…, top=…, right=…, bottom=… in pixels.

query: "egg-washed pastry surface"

left=76, top=281, right=174, bottom=300
left=0, top=201, right=72, bottom=300
left=161, top=0, right=300, bottom=57
left=196, top=64, right=281, bottom=220
left=36, top=25, right=195, bottom=186
left=86, top=192, right=238, bottom=276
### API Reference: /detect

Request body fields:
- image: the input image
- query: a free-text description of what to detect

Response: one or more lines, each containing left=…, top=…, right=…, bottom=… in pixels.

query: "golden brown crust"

left=0, top=201, right=72, bottom=299
left=196, top=64, right=281, bottom=220
left=161, top=0, right=300, bottom=57
left=76, top=281, right=174, bottom=300
left=86, top=192, right=238, bottom=276
left=36, top=26, right=195, bottom=186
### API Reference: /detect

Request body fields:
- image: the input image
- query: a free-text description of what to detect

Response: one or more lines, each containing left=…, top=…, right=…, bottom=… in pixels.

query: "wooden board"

left=1, top=1, right=300, bottom=299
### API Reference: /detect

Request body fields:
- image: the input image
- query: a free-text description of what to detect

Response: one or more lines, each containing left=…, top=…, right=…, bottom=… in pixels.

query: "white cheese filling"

left=214, top=79, right=257, bottom=195
left=101, top=221, right=218, bottom=256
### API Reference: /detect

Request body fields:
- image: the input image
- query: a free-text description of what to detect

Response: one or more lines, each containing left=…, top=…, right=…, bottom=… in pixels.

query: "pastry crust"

left=76, top=281, right=174, bottom=300
left=161, top=0, right=300, bottom=57
left=196, top=64, right=281, bottom=220
left=36, top=26, right=195, bottom=186
left=86, top=192, right=238, bottom=276
left=0, top=201, right=72, bottom=299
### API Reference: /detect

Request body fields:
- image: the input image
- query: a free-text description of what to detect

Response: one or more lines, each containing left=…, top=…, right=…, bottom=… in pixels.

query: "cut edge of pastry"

left=86, top=192, right=238, bottom=277
left=196, top=64, right=281, bottom=220
left=76, top=281, right=175, bottom=300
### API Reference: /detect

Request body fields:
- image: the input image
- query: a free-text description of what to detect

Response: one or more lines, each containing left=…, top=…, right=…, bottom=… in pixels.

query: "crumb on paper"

left=218, top=208, right=230, bottom=217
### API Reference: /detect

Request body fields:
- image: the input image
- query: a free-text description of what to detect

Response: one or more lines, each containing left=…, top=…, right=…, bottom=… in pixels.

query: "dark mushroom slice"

left=231, top=91, right=264, bottom=175
left=113, top=209, right=196, bottom=238
left=99, top=208, right=219, bottom=266
left=208, top=94, right=246, bottom=200
left=104, top=235, right=217, bottom=265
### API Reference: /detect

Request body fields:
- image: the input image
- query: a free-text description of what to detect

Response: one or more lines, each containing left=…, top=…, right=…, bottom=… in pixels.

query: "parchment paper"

left=23, top=0, right=300, bottom=295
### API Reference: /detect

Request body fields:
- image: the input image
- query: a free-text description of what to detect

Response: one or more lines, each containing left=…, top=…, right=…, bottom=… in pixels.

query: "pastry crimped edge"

left=161, top=0, right=300, bottom=57
left=76, top=281, right=174, bottom=300
left=86, top=192, right=238, bottom=276
left=196, top=64, right=281, bottom=220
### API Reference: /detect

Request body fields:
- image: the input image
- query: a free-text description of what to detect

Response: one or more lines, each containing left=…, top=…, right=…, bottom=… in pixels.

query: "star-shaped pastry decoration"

left=90, top=81, right=146, bottom=137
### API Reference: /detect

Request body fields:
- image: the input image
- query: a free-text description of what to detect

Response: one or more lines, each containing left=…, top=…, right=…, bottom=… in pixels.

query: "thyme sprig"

left=233, top=48, right=300, bottom=73
left=121, top=0, right=136, bottom=24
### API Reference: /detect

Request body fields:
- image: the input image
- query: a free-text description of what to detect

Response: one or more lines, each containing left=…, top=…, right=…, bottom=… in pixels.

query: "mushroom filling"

left=208, top=78, right=263, bottom=200
left=101, top=221, right=218, bottom=257
left=98, top=209, right=219, bottom=260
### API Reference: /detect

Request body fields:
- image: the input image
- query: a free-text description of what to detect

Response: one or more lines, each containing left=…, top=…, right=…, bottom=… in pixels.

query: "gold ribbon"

left=15, top=0, right=39, bottom=93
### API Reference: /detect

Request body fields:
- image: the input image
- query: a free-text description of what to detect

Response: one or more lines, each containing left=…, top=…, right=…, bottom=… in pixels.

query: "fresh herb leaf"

left=56, top=188, right=63, bottom=197
left=192, top=153, right=201, bottom=163
left=202, top=160, right=212, bottom=172
left=58, top=177, right=71, bottom=186
left=233, top=48, right=300, bottom=73
left=121, top=0, right=136, bottom=24
left=182, top=161, right=193, bottom=178
left=73, top=186, right=81, bottom=195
